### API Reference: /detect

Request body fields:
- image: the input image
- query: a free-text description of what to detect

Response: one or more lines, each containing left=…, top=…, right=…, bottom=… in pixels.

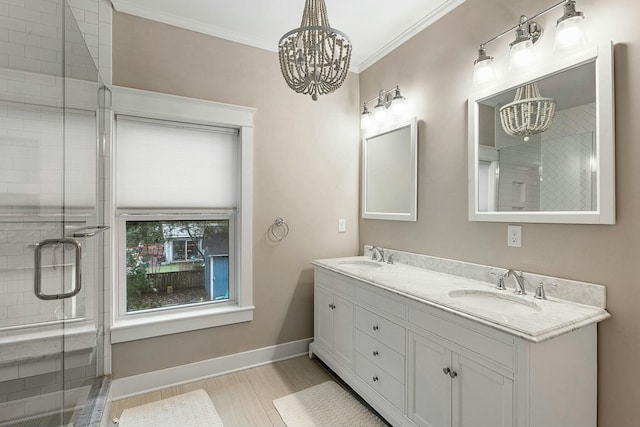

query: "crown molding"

left=358, top=0, right=466, bottom=72
left=111, top=0, right=278, bottom=53
left=111, top=0, right=466, bottom=74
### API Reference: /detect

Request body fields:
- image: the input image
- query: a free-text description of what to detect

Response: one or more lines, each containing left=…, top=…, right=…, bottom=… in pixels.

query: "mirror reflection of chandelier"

left=278, top=0, right=352, bottom=101
left=499, top=82, right=556, bottom=141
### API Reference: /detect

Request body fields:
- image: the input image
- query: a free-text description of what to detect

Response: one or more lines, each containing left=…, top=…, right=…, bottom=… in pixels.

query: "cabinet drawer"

left=355, top=352, right=405, bottom=411
left=355, top=329, right=405, bottom=383
left=356, top=285, right=406, bottom=320
left=409, top=307, right=514, bottom=371
left=355, top=306, right=406, bottom=354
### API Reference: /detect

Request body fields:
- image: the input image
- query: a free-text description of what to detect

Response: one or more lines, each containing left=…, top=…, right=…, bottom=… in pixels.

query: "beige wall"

left=359, top=0, right=640, bottom=425
left=113, top=1, right=640, bottom=424
left=111, top=13, right=361, bottom=377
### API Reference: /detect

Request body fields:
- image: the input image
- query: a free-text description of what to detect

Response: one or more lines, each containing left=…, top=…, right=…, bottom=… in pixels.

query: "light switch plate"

left=338, top=218, right=346, bottom=233
left=507, top=225, right=522, bottom=248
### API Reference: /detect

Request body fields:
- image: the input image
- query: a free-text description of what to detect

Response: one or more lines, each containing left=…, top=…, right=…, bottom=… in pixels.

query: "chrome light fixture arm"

left=361, top=86, right=405, bottom=117
left=472, top=0, right=586, bottom=83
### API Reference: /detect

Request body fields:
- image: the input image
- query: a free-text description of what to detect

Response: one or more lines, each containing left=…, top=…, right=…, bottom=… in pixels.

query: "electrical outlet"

left=507, top=225, right=522, bottom=248
left=338, top=218, right=346, bottom=233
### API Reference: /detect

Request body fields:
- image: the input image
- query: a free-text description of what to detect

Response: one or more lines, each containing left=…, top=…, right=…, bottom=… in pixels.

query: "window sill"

left=110, top=304, right=254, bottom=344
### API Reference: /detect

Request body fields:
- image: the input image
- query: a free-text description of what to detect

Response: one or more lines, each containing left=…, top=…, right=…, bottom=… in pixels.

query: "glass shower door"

left=0, top=0, right=104, bottom=425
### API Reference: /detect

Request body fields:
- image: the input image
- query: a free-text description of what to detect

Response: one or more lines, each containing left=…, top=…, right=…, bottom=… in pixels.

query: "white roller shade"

left=116, top=116, right=238, bottom=209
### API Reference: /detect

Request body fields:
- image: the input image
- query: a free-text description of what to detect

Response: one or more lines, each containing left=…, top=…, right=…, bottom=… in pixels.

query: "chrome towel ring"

left=270, top=217, right=290, bottom=241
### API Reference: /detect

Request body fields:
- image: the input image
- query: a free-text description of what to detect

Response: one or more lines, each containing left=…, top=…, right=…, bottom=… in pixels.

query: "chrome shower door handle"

left=34, top=238, right=82, bottom=300
left=71, top=225, right=110, bottom=238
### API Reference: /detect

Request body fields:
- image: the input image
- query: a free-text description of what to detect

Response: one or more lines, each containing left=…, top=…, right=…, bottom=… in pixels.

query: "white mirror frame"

left=362, top=117, right=418, bottom=221
left=468, top=43, right=615, bottom=224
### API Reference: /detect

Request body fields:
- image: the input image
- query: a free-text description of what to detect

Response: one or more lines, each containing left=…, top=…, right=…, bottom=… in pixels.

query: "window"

left=125, top=218, right=232, bottom=312
left=109, top=87, right=255, bottom=344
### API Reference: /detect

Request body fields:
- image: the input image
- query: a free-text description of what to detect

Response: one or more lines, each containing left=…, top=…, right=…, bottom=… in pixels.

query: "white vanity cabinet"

left=407, top=312, right=514, bottom=427
left=311, top=264, right=600, bottom=427
left=314, top=270, right=355, bottom=368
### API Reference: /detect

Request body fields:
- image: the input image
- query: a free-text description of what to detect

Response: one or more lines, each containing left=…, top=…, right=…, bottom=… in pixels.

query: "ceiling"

left=111, top=0, right=465, bottom=73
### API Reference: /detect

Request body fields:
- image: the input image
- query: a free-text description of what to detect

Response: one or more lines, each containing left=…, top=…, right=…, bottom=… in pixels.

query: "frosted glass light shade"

left=554, top=16, right=587, bottom=51
left=509, top=39, right=536, bottom=70
left=373, top=105, right=386, bottom=122
left=116, top=117, right=238, bottom=209
left=390, top=97, right=406, bottom=116
left=473, top=58, right=496, bottom=86
left=361, top=112, right=372, bottom=130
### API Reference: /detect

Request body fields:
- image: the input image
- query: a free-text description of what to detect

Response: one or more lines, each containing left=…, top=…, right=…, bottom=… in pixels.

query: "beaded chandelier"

left=278, top=0, right=352, bottom=101
left=499, top=82, right=556, bottom=142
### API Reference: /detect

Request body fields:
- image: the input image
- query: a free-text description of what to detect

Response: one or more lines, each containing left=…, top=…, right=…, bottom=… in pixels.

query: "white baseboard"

left=110, top=338, right=313, bottom=400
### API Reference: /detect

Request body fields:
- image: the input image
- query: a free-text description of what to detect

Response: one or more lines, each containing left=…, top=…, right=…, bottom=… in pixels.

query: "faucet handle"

left=489, top=271, right=507, bottom=290
left=535, top=282, right=547, bottom=300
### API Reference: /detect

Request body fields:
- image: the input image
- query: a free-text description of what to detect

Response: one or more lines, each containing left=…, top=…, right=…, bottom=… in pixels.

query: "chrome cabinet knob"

left=443, top=367, right=457, bottom=378
left=372, top=376, right=379, bottom=382
left=373, top=350, right=379, bottom=357
left=372, top=325, right=379, bottom=331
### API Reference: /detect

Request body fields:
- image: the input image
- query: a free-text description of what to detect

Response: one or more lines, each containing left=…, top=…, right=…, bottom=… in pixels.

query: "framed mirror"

left=362, top=117, right=418, bottom=221
left=468, top=43, right=615, bottom=224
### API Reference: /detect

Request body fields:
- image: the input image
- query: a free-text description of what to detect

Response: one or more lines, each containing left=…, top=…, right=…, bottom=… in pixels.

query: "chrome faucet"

left=506, top=269, right=527, bottom=295
left=371, top=246, right=385, bottom=263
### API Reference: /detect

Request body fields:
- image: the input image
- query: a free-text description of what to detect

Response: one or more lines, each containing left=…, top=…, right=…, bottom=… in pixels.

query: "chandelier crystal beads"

left=278, top=0, right=352, bottom=101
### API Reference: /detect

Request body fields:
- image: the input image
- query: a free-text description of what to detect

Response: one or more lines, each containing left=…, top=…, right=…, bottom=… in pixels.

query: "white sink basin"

left=337, top=260, right=383, bottom=269
left=448, top=289, right=541, bottom=313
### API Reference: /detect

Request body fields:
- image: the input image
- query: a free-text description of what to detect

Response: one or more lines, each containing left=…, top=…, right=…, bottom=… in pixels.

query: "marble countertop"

left=312, top=256, right=610, bottom=343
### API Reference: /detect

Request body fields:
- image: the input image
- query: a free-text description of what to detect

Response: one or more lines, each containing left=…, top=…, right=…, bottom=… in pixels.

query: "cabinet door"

left=332, top=294, right=354, bottom=367
left=451, top=354, right=513, bottom=427
left=408, top=332, right=451, bottom=427
left=315, top=286, right=334, bottom=351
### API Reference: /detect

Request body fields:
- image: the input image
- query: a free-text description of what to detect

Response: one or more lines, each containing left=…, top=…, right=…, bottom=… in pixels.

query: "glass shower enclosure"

left=0, top=1, right=106, bottom=425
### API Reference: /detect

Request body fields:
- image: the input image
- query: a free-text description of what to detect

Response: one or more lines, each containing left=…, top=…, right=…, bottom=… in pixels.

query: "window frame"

left=109, top=86, right=255, bottom=344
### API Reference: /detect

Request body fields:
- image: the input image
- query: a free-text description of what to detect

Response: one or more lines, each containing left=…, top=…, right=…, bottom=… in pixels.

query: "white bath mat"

left=117, top=389, right=223, bottom=427
left=273, top=381, right=386, bottom=427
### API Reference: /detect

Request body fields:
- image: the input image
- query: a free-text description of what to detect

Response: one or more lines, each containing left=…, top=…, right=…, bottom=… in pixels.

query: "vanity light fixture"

left=361, top=86, right=406, bottom=130
left=361, top=103, right=372, bottom=130
left=278, top=0, right=352, bottom=101
left=472, top=0, right=587, bottom=86
left=509, top=15, right=542, bottom=70
left=554, top=0, right=587, bottom=51
left=473, top=46, right=495, bottom=86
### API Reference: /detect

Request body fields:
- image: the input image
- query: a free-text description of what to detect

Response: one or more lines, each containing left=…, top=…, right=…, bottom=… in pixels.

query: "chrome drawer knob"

left=372, top=325, right=379, bottom=331
left=443, top=367, right=457, bottom=378
left=373, top=350, right=379, bottom=357
left=372, top=376, right=379, bottom=382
